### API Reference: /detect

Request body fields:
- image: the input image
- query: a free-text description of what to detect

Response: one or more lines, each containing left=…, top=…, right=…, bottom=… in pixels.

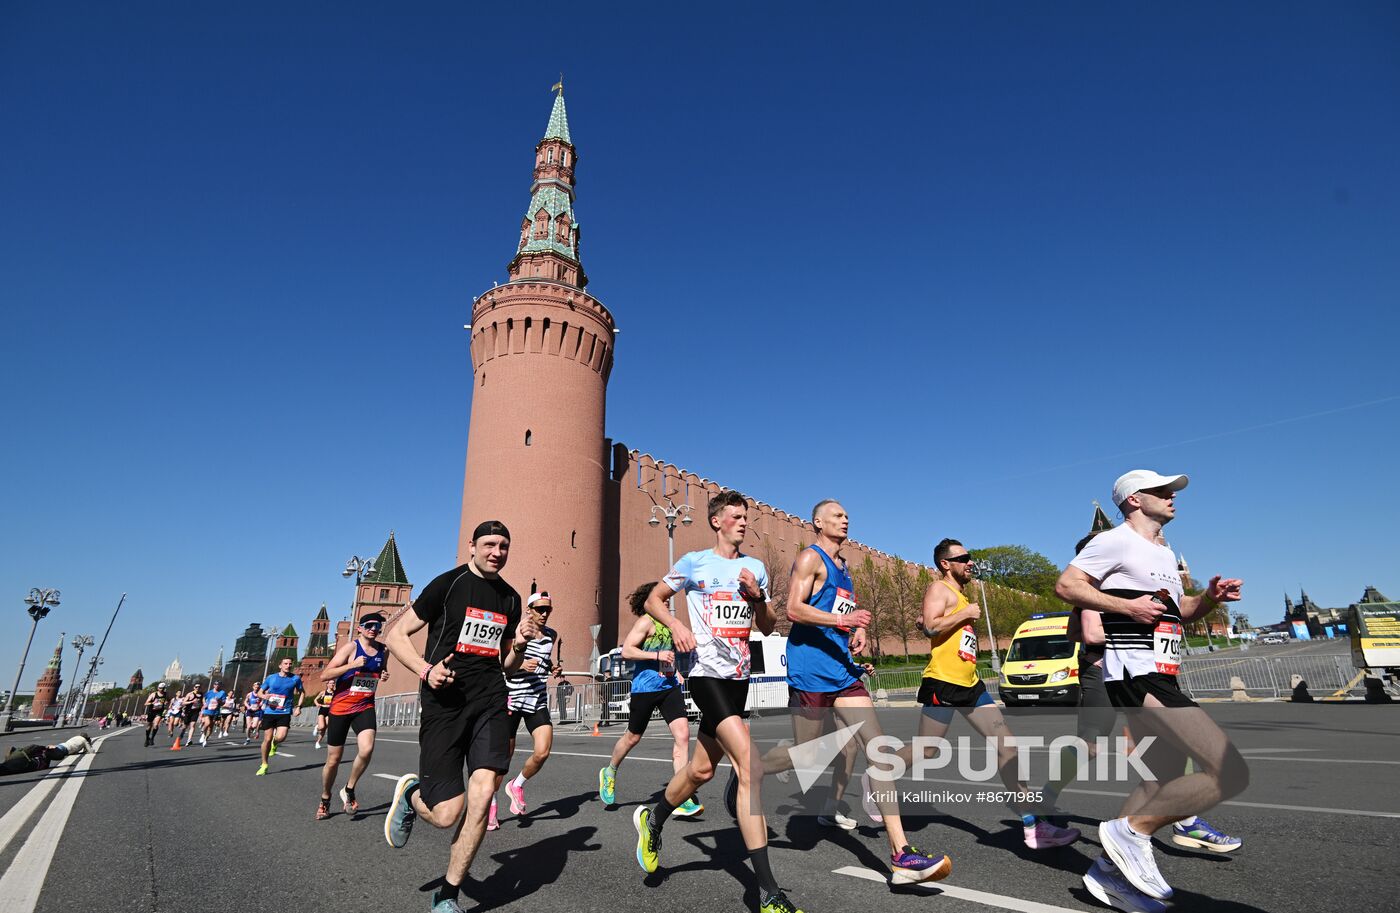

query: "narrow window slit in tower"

left=525, top=429, right=532, bottom=446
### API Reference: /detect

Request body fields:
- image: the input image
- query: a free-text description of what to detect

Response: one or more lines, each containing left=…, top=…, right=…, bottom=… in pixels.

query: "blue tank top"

left=786, top=545, right=863, bottom=692
left=336, top=640, right=387, bottom=682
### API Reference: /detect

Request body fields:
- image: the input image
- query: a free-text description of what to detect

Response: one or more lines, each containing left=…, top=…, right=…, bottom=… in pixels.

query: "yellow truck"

left=999, top=613, right=1080, bottom=707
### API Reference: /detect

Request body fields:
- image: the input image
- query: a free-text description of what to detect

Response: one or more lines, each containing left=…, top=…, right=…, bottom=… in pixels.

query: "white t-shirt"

left=664, top=549, right=769, bottom=681
left=1069, top=524, right=1185, bottom=681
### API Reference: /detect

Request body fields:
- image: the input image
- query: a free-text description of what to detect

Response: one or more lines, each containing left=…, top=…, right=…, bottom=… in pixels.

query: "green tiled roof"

left=520, top=184, right=579, bottom=260
left=364, top=532, right=409, bottom=585
left=281, top=623, right=297, bottom=637
left=544, top=92, right=571, bottom=144
left=1091, top=503, right=1115, bottom=533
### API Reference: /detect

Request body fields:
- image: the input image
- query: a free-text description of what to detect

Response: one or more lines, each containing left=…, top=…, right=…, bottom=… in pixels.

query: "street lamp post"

left=648, top=501, right=693, bottom=609
left=971, top=572, right=1002, bottom=676
left=342, top=555, right=377, bottom=627
left=74, top=592, right=126, bottom=727
left=75, top=655, right=103, bottom=724
left=57, top=635, right=94, bottom=727
left=2, top=588, right=61, bottom=731
left=260, top=622, right=283, bottom=683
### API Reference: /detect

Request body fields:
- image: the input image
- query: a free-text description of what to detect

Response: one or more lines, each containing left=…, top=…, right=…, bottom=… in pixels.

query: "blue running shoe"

left=385, top=773, right=420, bottom=848
left=1171, top=817, right=1242, bottom=853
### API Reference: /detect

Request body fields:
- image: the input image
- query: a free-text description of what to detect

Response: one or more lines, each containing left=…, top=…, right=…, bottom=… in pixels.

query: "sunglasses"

left=944, top=555, right=974, bottom=564
left=360, top=623, right=382, bottom=631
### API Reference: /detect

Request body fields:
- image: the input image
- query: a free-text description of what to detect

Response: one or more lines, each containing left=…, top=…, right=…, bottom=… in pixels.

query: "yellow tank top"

left=922, top=580, right=979, bottom=687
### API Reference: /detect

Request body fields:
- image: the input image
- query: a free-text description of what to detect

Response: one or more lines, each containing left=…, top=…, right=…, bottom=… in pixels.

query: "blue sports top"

left=786, top=545, right=864, bottom=693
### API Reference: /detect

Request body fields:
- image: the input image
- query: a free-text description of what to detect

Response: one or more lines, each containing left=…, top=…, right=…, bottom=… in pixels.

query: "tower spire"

left=509, top=87, right=585, bottom=287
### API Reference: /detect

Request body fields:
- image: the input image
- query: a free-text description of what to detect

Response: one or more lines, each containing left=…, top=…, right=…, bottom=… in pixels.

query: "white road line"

left=833, top=866, right=1085, bottom=912
left=0, top=757, right=79, bottom=858
left=893, top=775, right=1400, bottom=819
left=276, top=752, right=296, bottom=758
left=1239, top=756, right=1400, bottom=765
left=0, top=728, right=125, bottom=913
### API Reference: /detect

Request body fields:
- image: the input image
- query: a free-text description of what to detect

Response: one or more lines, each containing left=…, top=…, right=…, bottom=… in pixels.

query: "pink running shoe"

left=486, top=797, right=500, bottom=831
left=506, top=779, right=527, bottom=816
left=1024, top=818, right=1080, bottom=849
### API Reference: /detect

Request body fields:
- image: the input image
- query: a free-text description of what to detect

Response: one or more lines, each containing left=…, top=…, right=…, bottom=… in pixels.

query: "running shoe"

left=339, top=785, right=359, bottom=814
left=1170, top=817, right=1242, bottom=853
left=315, top=798, right=331, bottom=820
left=255, top=763, right=269, bottom=776
left=314, top=739, right=322, bottom=750
left=486, top=798, right=500, bottom=831
left=633, top=806, right=661, bottom=873
left=599, top=765, right=617, bottom=805
left=1098, top=818, right=1172, bottom=900
left=1081, top=856, right=1169, bottom=913
left=430, top=894, right=466, bottom=913
left=269, top=740, right=278, bottom=757
left=860, top=770, right=883, bottom=823
left=673, top=797, right=704, bottom=817
left=1024, top=818, right=1081, bottom=849
left=385, top=773, right=419, bottom=848
left=505, top=780, right=527, bottom=815
left=890, top=845, right=953, bottom=885
left=199, top=735, right=207, bottom=747
left=774, top=738, right=793, bottom=783
left=723, top=767, right=739, bottom=818
left=817, top=810, right=857, bottom=830
left=758, top=889, right=804, bottom=913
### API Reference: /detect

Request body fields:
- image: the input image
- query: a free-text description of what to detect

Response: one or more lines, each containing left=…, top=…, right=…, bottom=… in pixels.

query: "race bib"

left=348, top=673, right=380, bottom=694
left=1154, top=621, right=1183, bottom=675
left=206, top=699, right=219, bottom=711
left=265, top=694, right=286, bottom=710
left=957, top=626, right=978, bottom=663
left=832, top=587, right=858, bottom=617
left=456, top=607, right=508, bottom=657
left=708, top=591, right=753, bottom=639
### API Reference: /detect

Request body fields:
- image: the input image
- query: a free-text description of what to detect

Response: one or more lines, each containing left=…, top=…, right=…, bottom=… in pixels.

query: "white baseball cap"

left=1112, top=469, right=1189, bottom=508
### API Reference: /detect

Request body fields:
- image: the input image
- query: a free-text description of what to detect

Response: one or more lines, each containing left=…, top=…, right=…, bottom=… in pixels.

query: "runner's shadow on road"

left=773, top=814, right=888, bottom=873
left=905, top=814, right=1095, bottom=874
left=421, top=826, right=601, bottom=912
left=511, top=789, right=592, bottom=826
left=1068, top=885, right=1270, bottom=912
left=640, top=824, right=760, bottom=909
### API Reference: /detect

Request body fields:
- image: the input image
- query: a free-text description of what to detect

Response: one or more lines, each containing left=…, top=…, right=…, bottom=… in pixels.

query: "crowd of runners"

left=137, top=467, right=1248, bottom=913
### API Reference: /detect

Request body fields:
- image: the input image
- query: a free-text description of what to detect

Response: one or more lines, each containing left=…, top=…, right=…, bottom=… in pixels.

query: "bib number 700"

left=1154, top=621, right=1183, bottom=675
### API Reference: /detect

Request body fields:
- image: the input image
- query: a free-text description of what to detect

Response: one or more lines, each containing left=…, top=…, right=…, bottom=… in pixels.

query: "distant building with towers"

left=129, top=669, right=144, bottom=692
left=30, top=637, right=63, bottom=720
left=163, top=657, right=184, bottom=683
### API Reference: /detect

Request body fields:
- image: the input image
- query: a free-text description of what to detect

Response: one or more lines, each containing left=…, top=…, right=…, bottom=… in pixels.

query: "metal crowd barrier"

left=1178, top=654, right=1364, bottom=699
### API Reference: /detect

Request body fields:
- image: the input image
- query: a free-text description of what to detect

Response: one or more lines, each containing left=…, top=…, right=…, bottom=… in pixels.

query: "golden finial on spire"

left=551, top=73, right=564, bottom=95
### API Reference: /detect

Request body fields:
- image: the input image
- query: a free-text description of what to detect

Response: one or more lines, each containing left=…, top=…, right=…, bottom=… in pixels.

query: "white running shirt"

left=664, top=549, right=769, bottom=681
left=1069, top=524, right=1185, bottom=681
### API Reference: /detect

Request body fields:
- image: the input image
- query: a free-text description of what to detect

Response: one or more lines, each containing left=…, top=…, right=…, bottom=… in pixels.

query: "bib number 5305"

left=456, top=608, right=508, bottom=657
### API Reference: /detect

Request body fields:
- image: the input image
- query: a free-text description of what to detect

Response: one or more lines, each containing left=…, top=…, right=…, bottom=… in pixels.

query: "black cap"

left=472, top=519, right=511, bottom=542
left=359, top=612, right=386, bottom=626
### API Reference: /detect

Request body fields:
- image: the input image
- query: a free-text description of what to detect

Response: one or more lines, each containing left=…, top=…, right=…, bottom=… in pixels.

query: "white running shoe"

left=1082, top=857, right=1169, bottom=913
left=774, top=739, right=793, bottom=784
left=817, top=810, right=857, bottom=830
left=860, top=770, right=883, bottom=823
left=1097, top=818, right=1172, bottom=900
left=199, top=735, right=207, bottom=747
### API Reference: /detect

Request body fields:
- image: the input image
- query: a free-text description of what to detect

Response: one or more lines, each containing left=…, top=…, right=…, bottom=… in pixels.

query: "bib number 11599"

left=457, top=608, right=508, bottom=657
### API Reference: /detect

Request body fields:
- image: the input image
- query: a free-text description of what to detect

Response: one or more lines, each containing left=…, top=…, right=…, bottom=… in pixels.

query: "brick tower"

left=297, top=604, right=333, bottom=683
left=31, top=636, right=63, bottom=721
left=458, top=85, right=615, bottom=674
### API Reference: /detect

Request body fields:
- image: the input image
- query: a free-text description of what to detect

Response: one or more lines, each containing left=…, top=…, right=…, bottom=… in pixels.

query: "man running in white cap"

left=1056, top=469, right=1249, bottom=912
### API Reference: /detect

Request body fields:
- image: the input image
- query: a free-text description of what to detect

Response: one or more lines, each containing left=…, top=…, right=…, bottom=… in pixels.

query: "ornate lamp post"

left=342, top=555, right=377, bottom=625
left=647, top=501, right=693, bottom=608
left=56, top=634, right=94, bottom=726
left=2, top=588, right=60, bottom=731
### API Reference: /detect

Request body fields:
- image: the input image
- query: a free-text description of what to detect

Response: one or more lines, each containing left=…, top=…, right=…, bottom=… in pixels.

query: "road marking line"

left=1241, top=756, right=1400, bottom=765
left=276, top=752, right=296, bottom=757
left=833, top=866, right=1083, bottom=912
left=0, top=757, right=79, bottom=859
left=0, top=729, right=123, bottom=912
left=897, top=775, right=1400, bottom=819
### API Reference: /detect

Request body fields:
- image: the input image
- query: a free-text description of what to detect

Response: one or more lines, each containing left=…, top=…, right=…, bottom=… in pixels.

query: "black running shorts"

left=506, top=705, right=551, bottom=737
left=325, top=707, right=377, bottom=748
left=627, top=686, right=687, bottom=735
left=417, top=701, right=510, bottom=810
left=1076, top=660, right=1119, bottom=742
left=687, top=677, right=749, bottom=739
left=1106, top=672, right=1197, bottom=709
left=259, top=713, right=292, bottom=732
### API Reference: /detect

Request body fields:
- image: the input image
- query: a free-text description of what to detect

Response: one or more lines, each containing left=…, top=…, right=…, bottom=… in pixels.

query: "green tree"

left=887, top=558, right=920, bottom=662
left=969, top=545, right=1060, bottom=598
left=852, top=556, right=893, bottom=661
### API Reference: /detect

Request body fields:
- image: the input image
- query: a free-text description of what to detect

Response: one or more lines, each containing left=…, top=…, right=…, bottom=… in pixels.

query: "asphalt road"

left=3, top=701, right=1398, bottom=913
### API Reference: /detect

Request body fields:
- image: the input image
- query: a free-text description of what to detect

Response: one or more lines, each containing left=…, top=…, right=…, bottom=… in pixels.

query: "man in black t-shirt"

left=382, top=520, right=538, bottom=913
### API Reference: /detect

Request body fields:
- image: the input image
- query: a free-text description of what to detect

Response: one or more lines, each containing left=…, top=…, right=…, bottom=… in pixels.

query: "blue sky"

left=3, top=2, right=1397, bottom=692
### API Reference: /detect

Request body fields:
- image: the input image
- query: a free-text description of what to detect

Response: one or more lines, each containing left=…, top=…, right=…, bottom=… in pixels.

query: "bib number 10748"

left=456, top=608, right=508, bottom=657
left=708, top=592, right=753, bottom=639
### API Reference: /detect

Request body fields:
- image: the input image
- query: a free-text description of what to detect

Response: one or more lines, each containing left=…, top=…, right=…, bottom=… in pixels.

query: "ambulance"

left=999, top=613, right=1080, bottom=706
